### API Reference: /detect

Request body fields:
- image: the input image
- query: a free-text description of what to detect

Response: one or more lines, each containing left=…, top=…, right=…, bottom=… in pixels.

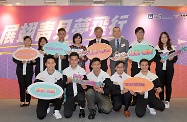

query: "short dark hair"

left=90, top=57, right=101, bottom=65
left=69, top=52, right=79, bottom=59
left=45, top=55, right=56, bottom=63
left=135, top=27, right=145, bottom=34
left=139, top=59, right=149, bottom=65
left=23, top=36, right=32, bottom=41
left=38, top=37, right=48, bottom=50
left=58, top=28, right=66, bottom=33
left=115, top=61, right=125, bottom=67
left=113, top=26, right=120, bottom=31
left=94, top=26, right=103, bottom=32
left=73, top=33, right=82, bottom=44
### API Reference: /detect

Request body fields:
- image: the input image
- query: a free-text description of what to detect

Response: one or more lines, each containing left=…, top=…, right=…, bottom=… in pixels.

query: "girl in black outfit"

left=154, top=32, right=178, bottom=108
left=13, top=36, right=35, bottom=107
left=34, top=37, right=48, bottom=77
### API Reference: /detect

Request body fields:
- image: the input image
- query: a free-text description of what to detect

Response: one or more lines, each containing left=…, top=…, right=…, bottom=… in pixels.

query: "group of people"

left=13, top=26, right=178, bottom=120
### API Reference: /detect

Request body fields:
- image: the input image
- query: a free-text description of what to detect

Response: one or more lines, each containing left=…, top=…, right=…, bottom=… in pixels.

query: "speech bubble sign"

left=43, top=42, right=71, bottom=55
left=123, top=77, right=154, bottom=92
left=160, top=45, right=187, bottom=60
left=28, top=82, right=63, bottom=100
left=128, top=45, right=156, bottom=62
left=73, top=74, right=105, bottom=87
left=87, top=43, right=112, bottom=60
left=12, top=47, right=39, bottom=61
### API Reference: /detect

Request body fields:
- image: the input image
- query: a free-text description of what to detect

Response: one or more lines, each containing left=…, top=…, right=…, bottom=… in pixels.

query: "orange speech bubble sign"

left=87, top=43, right=112, bottom=60
left=13, top=47, right=39, bottom=61
left=123, top=77, right=154, bottom=92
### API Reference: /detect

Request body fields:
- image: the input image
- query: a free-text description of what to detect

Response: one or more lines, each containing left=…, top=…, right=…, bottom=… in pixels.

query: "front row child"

left=34, top=55, right=63, bottom=120
left=62, top=52, right=87, bottom=118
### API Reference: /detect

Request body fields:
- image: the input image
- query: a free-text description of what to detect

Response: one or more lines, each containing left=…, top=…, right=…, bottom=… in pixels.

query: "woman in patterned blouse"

left=70, top=33, right=88, bottom=69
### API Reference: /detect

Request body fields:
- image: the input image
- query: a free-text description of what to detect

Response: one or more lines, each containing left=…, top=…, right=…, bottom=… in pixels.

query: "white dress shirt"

left=63, top=65, right=86, bottom=96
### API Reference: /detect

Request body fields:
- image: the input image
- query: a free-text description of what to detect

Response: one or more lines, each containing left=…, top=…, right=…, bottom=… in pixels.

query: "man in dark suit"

left=88, top=26, right=109, bottom=72
left=109, top=27, right=129, bottom=75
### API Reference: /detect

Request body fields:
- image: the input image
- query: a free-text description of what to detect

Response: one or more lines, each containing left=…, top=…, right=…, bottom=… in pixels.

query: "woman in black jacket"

left=34, top=37, right=48, bottom=77
left=154, top=32, right=178, bottom=108
left=13, top=36, right=35, bottom=107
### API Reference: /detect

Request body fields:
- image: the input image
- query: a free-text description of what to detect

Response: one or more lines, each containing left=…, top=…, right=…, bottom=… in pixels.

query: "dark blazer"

left=34, top=54, right=48, bottom=77
left=88, top=38, right=110, bottom=72
left=109, top=37, right=129, bottom=74
left=13, top=58, right=34, bottom=76
left=154, top=50, right=178, bottom=71
left=55, top=55, right=69, bottom=71
left=136, top=78, right=162, bottom=98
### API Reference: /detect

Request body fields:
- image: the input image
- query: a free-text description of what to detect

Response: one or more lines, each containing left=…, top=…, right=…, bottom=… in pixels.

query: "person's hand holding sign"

left=22, top=60, right=26, bottom=64
left=67, top=77, right=72, bottom=84
left=169, top=56, right=174, bottom=61
left=81, top=84, right=87, bottom=89
left=80, top=56, right=85, bottom=60
left=122, top=88, right=128, bottom=94
left=60, top=55, right=66, bottom=59
left=54, top=53, right=58, bottom=58
left=160, top=59, right=165, bottom=63
left=156, top=87, right=162, bottom=93
left=138, top=91, right=145, bottom=95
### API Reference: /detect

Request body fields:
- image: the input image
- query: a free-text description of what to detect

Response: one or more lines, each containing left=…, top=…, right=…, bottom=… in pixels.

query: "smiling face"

left=91, top=61, right=101, bottom=72
left=113, top=27, right=121, bottom=38
left=24, top=38, right=32, bottom=47
left=94, top=28, right=103, bottom=39
left=69, top=55, right=79, bottom=68
left=135, top=30, right=144, bottom=41
left=74, top=36, right=82, bottom=44
left=57, top=30, right=66, bottom=41
left=140, top=61, right=149, bottom=72
left=40, top=39, right=47, bottom=47
left=45, top=58, right=56, bottom=71
left=160, top=33, right=168, bottom=45
left=115, top=62, right=124, bottom=75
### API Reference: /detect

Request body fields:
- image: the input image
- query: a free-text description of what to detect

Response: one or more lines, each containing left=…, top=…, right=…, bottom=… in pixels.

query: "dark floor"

left=0, top=98, right=186, bottom=122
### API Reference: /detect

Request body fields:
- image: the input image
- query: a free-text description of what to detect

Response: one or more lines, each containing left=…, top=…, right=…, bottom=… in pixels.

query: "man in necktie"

left=88, top=26, right=110, bottom=72
left=109, top=27, right=129, bottom=75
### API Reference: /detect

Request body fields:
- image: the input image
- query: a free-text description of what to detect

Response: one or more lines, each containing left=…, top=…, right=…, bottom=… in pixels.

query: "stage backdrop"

left=0, top=6, right=187, bottom=98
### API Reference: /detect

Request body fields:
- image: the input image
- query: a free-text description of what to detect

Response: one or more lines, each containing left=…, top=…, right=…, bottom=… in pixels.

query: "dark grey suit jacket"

left=109, top=37, right=129, bottom=74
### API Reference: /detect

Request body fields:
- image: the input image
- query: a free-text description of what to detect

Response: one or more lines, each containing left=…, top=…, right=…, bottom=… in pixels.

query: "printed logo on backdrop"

left=174, top=14, right=187, bottom=19
left=148, top=13, right=172, bottom=19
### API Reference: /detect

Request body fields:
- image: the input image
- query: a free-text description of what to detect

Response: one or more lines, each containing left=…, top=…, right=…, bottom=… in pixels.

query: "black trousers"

left=111, top=91, right=132, bottom=111
left=156, top=69, right=174, bottom=101
left=64, top=92, right=85, bottom=118
left=17, top=74, right=33, bottom=102
left=36, top=98, right=63, bottom=120
left=131, top=68, right=141, bottom=104
left=135, top=96, right=165, bottom=118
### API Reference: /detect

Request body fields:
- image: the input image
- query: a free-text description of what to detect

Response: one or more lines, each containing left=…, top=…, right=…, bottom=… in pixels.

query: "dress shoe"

left=124, top=110, right=130, bottom=117
left=79, top=109, right=85, bottom=118
left=88, top=109, right=96, bottom=119
left=20, top=104, right=25, bottom=107
left=130, top=101, right=136, bottom=106
left=73, top=104, right=77, bottom=111
left=25, top=102, right=30, bottom=106
left=115, top=110, right=120, bottom=113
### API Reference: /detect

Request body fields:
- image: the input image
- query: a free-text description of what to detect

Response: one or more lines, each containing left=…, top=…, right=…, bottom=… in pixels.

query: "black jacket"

left=154, top=50, right=178, bottom=71
left=13, top=58, right=34, bottom=76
